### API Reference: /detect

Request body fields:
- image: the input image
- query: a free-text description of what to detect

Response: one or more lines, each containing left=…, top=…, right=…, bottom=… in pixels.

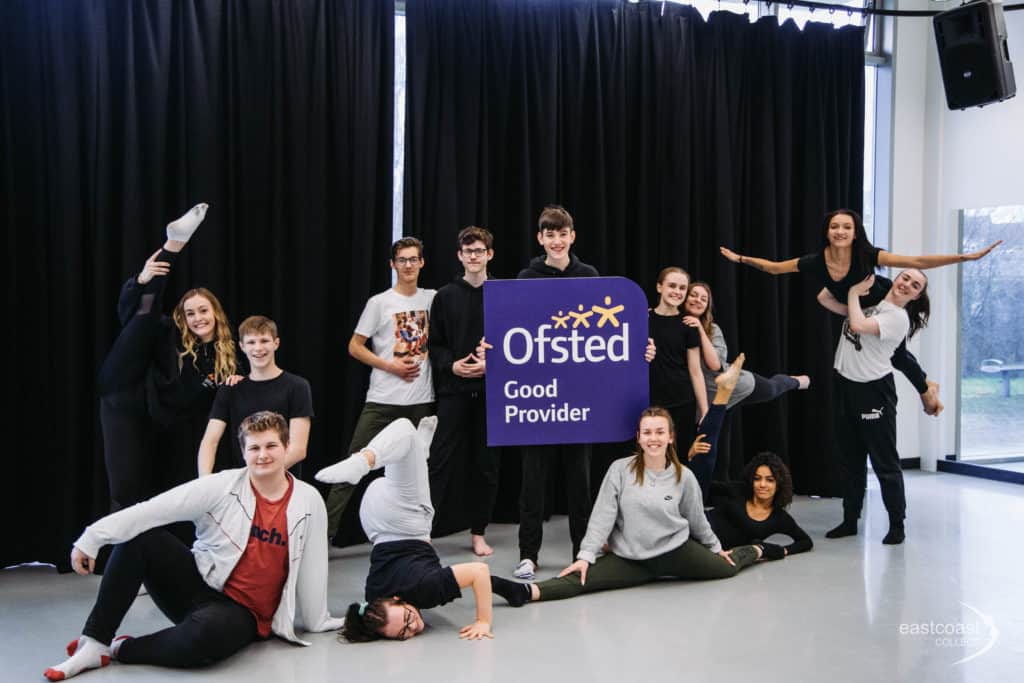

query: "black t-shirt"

left=648, top=310, right=701, bottom=408
left=364, top=540, right=462, bottom=609
left=796, top=247, right=888, bottom=304
left=709, top=499, right=813, bottom=558
left=209, top=370, right=314, bottom=465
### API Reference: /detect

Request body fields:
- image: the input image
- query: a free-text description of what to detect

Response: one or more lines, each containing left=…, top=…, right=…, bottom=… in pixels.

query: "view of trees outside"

left=959, top=206, right=1024, bottom=460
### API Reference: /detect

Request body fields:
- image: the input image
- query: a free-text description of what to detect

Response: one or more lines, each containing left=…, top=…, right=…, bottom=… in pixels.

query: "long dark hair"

left=822, top=209, right=877, bottom=277
left=742, top=452, right=794, bottom=509
left=903, top=270, right=930, bottom=339
left=340, top=598, right=393, bottom=642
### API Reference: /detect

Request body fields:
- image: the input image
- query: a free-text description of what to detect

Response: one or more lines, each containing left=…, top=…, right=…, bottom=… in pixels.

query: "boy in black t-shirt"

left=197, top=316, right=313, bottom=476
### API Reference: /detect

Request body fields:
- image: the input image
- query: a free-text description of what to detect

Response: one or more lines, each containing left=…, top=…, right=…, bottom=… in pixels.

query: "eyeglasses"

left=460, top=247, right=488, bottom=257
left=396, top=604, right=417, bottom=640
left=393, top=257, right=422, bottom=266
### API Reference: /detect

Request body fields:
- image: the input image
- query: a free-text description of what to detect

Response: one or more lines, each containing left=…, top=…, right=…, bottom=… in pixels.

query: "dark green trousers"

left=325, top=401, right=435, bottom=539
left=535, top=539, right=759, bottom=602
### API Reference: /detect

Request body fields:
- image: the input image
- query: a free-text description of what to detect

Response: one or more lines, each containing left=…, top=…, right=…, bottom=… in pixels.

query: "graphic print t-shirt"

left=833, top=300, right=910, bottom=382
left=355, top=288, right=437, bottom=405
left=223, top=477, right=294, bottom=637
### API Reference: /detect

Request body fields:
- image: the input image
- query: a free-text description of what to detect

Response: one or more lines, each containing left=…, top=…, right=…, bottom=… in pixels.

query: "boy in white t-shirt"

left=827, top=269, right=930, bottom=545
left=325, top=237, right=437, bottom=541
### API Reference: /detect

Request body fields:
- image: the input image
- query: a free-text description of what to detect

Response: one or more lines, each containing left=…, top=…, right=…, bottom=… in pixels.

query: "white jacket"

left=75, top=469, right=343, bottom=645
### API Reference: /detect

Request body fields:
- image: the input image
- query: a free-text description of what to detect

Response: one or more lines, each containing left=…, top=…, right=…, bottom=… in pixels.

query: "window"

left=393, top=13, right=407, bottom=245
left=958, top=206, right=1024, bottom=466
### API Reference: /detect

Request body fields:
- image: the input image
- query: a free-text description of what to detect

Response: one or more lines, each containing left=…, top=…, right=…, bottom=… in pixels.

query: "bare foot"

left=792, top=375, right=811, bottom=390
left=715, top=353, right=746, bottom=393
left=471, top=534, right=494, bottom=557
left=922, top=380, right=944, bottom=417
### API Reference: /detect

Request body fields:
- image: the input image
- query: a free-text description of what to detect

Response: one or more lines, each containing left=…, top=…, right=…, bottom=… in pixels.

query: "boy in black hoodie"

left=512, top=205, right=600, bottom=579
left=427, top=227, right=500, bottom=556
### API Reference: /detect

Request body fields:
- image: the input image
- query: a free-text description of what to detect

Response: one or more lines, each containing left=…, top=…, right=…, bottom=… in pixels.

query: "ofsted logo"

left=501, top=296, right=630, bottom=365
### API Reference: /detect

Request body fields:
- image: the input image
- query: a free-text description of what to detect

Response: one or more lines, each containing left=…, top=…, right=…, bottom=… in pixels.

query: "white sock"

left=363, top=418, right=418, bottom=468
left=315, top=452, right=371, bottom=485
left=165, top=203, right=209, bottom=243
left=416, top=415, right=438, bottom=450
left=45, top=635, right=110, bottom=681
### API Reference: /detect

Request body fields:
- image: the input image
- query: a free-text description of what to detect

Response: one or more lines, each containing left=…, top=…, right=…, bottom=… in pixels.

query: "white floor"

left=3, top=470, right=1022, bottom=683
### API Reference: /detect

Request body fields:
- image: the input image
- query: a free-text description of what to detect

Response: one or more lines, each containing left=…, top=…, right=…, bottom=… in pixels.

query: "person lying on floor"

left=315, top=417, right=528, bottom=642
left=707, top=452, right=813, bottom=560
left=45, top=411, right=342, bottom=681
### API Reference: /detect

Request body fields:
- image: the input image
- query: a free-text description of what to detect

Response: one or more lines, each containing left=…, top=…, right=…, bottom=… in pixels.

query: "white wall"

left=889, top=0, right=1024, bottom=469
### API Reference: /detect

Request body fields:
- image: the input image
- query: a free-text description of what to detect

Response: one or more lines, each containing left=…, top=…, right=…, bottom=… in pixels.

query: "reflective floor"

left=3, top=470, right=1022, bottom=683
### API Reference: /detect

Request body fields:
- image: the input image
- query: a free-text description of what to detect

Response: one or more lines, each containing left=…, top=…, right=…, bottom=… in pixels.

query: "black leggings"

left=97, top=250, right=178, bottom=510
left=737, top=373, right=800, bottom=407
left=83, top=529, right=258, bottom=668
left=429, top=391, right=500, bottom=536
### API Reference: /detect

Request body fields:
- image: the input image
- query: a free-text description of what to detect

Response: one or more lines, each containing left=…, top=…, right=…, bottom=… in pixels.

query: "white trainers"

left=513, top=559, right=537, bottom=581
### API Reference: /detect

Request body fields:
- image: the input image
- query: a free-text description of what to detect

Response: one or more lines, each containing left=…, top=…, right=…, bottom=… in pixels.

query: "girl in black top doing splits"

left=720, top=208, right=1000, bottom=416
left=96, top=204, right=240, bottom=510
left=708, top=452, right=812, bottom=560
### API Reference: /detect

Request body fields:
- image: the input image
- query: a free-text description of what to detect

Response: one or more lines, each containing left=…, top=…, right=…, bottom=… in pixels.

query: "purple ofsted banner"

left=483, top=277, right=649, bottom=446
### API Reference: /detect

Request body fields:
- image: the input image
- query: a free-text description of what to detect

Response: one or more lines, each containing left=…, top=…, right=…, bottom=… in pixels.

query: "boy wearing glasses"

left=427, top=227, right=500, bottom=556
left=325, top=237, right=437, bottom=541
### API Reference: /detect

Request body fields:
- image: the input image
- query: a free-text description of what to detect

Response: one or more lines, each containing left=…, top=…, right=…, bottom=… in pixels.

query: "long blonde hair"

left=172, top=287, right=237, bottom=383
left=629, top=406, right=683, bottom=486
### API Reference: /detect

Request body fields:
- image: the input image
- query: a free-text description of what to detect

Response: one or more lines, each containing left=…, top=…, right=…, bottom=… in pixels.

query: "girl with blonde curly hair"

left=97, top=204, right=240, bottom=510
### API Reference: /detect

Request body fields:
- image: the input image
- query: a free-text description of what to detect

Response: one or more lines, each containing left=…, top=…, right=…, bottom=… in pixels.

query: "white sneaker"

left=513, top=559, right=536, bottom=581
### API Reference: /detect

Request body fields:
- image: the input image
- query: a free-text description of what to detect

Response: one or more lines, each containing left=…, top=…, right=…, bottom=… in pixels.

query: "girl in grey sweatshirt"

left=524, top=361, right=763, bottom=603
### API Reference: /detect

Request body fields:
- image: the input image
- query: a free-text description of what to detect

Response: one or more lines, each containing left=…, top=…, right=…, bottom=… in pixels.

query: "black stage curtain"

left=405, top=0, right=864, bottom=519
left=2, top=0, right=395, bottom=569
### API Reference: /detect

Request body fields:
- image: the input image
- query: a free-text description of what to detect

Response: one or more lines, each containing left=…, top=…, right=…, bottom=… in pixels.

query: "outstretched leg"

left=737, top=372, right=807, bottom=406
left=689, top=354, right=746, bottom=495
left=315, top=418, right=418, bottom=485
left=357, top=417, right=439, bottom=543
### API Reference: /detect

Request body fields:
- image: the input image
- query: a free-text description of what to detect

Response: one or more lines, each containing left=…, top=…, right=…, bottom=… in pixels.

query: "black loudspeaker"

left=933, top=0, right=1016, bottom=110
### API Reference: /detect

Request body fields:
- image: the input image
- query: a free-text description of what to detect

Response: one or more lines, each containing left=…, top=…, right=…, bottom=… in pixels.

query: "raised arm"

left=685, top=317, right=721, bottom=371
left=877, top=240, right=1001, bottom=270
left=720, top=247, right=800, bottom=275
left=816, top=287, right=848, bottom=317
left=846, top=277, right=880, bottom=337
left=450, top=562, right=494, bottom=640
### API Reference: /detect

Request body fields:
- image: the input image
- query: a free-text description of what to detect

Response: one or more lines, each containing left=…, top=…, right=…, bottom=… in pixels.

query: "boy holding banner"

left=512, top=205, right=600, bottom=580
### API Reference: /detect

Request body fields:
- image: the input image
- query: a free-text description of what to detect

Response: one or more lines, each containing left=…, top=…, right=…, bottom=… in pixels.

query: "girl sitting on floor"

left=517, top=358, right=762, bottom=604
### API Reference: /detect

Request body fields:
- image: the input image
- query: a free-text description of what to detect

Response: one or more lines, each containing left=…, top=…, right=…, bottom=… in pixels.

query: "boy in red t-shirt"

left=45, top=411, right=341, bottom=681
